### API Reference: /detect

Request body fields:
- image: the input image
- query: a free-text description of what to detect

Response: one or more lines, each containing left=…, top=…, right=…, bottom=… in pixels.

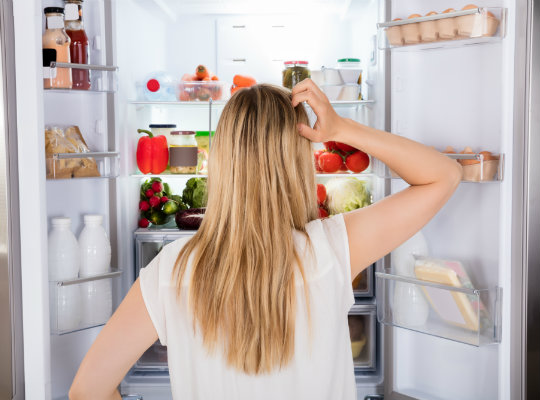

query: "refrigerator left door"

left=0, top=0, right=24, bottom=399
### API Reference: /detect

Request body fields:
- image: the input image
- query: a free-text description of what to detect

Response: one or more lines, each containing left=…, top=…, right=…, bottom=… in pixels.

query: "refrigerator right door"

left=376, top=0, right=518, bottom=399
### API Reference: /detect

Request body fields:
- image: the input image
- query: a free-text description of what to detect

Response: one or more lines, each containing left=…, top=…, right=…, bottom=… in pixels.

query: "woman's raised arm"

left=292, top=79, right=462, bottom=279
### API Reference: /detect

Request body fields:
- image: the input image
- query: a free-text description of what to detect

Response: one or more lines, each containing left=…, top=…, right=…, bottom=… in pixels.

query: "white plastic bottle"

left=79, top=214, right=111, bottom=277
left=48, top=217, right=79, bottom=281
left=78, top=214, right=113, bottom=326
left=48, top=217, right=81, bottom=331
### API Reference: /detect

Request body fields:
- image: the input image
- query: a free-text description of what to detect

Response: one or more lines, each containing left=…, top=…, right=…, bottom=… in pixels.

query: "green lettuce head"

left=325, top=177, right=371, bottom=215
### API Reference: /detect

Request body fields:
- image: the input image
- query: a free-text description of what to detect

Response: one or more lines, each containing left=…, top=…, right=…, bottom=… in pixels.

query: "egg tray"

left=377, top=7, right=506, bottom=50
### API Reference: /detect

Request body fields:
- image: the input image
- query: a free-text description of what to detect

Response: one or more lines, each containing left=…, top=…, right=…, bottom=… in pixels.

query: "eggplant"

left=175, top=208, right=206, bottom=230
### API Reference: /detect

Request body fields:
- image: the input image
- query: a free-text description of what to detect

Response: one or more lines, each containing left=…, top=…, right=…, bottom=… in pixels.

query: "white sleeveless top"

left=139, top=214, right=356, bottom=399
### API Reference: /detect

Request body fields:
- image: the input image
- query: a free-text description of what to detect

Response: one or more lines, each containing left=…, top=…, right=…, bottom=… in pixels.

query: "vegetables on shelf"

left=182, top=177, right=208, bottom=208
left=138, top=177, right=186, bottom=228
left=136, top=129, right=169, bottom=174
left=178, top=65, right=224, bottom=101
left=231, top=74, right=257, bottom=95
left=318, top=152, right=342, bottom=173
left=175, top=208, right=206, bottom=230
left=345, top=151, right=370, bottom=173
left=325, top=177, right=371, bottom=215
left=315, top=142, right=370, bottom=174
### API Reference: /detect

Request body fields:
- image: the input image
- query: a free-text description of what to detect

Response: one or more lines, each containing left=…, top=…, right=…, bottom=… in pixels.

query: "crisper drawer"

left=352, top=265, right=374, bottom=297
left=348, top=305, right=377, bottom=371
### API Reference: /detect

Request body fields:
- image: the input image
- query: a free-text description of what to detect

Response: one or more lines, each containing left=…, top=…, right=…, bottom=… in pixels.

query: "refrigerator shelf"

left=353, top=265, right=374, bottom=298
left=376, top=272, right=502, bottom=346
left=377, top=7, right=506, bottom=51
left=44, top=62, right=118, bottom=93
left=131, top=172, right=207, bottom=179
left=373, top=153, right=504, bottom=182
left=129, top=99, right=374, bottom=109
left=47, top=151, right=120, bottom=180
left=50, top=269, right=122, bottom=335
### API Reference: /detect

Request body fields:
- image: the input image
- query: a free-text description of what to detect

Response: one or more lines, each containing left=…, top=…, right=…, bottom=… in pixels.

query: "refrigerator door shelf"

left=43, top=62, right=118, bottom=93
left=353, top=265, right=374, bottom=298
left=349, top=305, right=377, bottom=371
left=47, top=151, right=120, bottom=180
left=49, top=269, right=122, bottom=335
left=377, top=8, right=507, bottom=51
left=376, top=272, right=502, bottom=347
left=373, top=153, right=504, bottom=183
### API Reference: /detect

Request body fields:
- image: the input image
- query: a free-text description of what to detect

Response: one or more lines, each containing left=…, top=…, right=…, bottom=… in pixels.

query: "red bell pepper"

left=136, top=129, right=169, bottom=174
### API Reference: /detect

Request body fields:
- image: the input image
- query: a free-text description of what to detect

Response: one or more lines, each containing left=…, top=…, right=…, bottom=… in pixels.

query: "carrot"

left=211, top=75, right=219, bottom=81
left=233, top=74, right=256, bottom=87
left=202, top=77, right=211, bottom=81
left=231, top=85, right=243, bottom=95
left=181, top=73, right=195, bottom=82
left=196, top=65, right=210, bottom=80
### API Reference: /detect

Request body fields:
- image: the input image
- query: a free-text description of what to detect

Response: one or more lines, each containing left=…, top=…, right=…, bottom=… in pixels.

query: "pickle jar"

left=282, top=61, right=311, bottom=89
left=169, top=131, right=198, bottom=174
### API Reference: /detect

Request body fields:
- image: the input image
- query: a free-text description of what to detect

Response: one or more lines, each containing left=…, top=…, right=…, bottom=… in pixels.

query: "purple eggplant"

left=175, top=208, right=206, bottom=230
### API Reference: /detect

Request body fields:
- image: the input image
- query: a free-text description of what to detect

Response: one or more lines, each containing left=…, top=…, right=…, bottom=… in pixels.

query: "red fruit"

left=149, top=196, right=161, bottom=208
left=138, top=218, right=150, bottom=228
left=139, top=200, right=150, bottom=211
left=318, top=207, right=329, bottom=219
left=160, top=196, right=169, bottom=203
left=314, top=149, right=325, bottom=172
left=345, top=151, right=370, bottom=173
left=317, top=184, right=326, bottom=205
left=324, top=141, right=338, bottom=151
left=151, top=181, right=163, bottom=193
left=339, top=160, right=348, bottom=171
left=145, top=189, right=154, bottom=198
left=335, top=142, right=357, bottom=153
left=318, top=152, right=342, bottom=173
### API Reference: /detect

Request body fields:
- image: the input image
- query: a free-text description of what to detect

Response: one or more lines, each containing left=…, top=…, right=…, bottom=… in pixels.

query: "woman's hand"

left=291, top=79, right=346, bottom=143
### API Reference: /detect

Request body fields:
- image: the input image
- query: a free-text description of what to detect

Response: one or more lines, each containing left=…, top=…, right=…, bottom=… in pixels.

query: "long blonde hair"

left=173, top=84, right=318, bottom=374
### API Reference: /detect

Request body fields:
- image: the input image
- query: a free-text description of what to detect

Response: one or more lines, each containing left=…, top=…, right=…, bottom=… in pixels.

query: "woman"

left=69, top=80, right=461, bottom=400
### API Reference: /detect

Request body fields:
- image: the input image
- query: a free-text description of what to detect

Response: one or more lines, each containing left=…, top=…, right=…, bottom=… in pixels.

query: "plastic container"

left=419, top=12, right=439, bottom=42
left=79, top=214, right=111, bottom=277
left=336, top=58, right=362, bottom=85
left=282, top=61, right=311, bottom=89
left=337, top=84, right=362, bottom=101
left=402, top=14, right=421, bottom=44
left=50, top=284, right=81, bottom=332
left=195, top=131, right=211, bottom=175
left=149, top=123, right=176, bottom=146
left=48, top=217, right=79, bottom=281
left=438, top=9, right=458, bottom=39
left=176, top=81, right=228, bottom=101
left=169, top=131, right=198, bottom=174
left=143, top=72, right=176, bottom=101
left=348, top=306, right=376, bottom=370
left=81, top=280, right=112, bottom=326
left=322, top=68, right=343, bottom=85
left=321, top=85, right=342, bottom=101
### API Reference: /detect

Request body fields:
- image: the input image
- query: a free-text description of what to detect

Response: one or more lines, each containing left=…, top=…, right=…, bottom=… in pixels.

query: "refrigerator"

left=4, top=0, right=539, bottom=399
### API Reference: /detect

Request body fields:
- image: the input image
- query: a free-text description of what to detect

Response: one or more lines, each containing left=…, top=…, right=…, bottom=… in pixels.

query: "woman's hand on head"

left=291, top=79, right=346, bottom=143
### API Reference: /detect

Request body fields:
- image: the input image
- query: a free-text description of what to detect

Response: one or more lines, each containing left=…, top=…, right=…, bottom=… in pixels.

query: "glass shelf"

left=131, top=172, right=206, bottom=179
left=50, top=269, right=122, bottom=335
left=377, top=7, right=506, bottom=51
left=373, top=153, right=504, bottom=183
left=47, top=151, right=120, bottom=180
left=129, top=99, right=373, bottom=109
left=376, top=270, right=502, bottom=346
left=43, top=62, right=118, bottom=93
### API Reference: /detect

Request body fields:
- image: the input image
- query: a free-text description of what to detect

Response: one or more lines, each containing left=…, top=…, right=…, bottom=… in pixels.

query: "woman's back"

left=140, top=214, right=356, bottom=399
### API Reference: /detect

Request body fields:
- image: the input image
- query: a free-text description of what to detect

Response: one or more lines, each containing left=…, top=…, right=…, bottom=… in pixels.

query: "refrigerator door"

left=0, top=0, right=24, bottom=398
left=380, top=0, right=517, bottom=399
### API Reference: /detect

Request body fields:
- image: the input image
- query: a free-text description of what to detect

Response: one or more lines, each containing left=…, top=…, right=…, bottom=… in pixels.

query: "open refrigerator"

left=8, top=0, right=534, bottom=399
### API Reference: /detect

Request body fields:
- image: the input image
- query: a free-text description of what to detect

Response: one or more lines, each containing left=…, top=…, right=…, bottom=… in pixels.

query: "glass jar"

left=43, top=7, right=72, bottom=89
left=282, top=61, right=310, bottom=89
left=169, top=131, right=198, bottom=174
left=149, top=124, right=176, bottom=145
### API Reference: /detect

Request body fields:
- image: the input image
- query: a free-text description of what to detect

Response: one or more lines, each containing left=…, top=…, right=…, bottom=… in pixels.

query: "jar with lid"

left=282, top=61, right=310, bottom=89
left=169, top=131, right=198, bottom=174
left=149, top=124, right=176, bottom=145
left=43, top=7, right=72, bottom=89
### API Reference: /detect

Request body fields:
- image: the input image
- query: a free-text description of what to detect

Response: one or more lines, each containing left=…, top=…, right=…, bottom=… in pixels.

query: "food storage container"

left=336, top=58, right=362, bottom=85
left=321, top=84, right=342, bottom=101
left=337, top=84, right=362, bottom=101
left=348, top=305, right=376, bottom=371
left=176, top=80, right=229, bottom=102
left=46, top=151, right=119, bottom=179
left=352, top=265, right=373, bottom=297
left=402, top=14, right=421, bottom=44
left=310, top=69, right=325, bottom=86
left=457, top=8, right=500, bottom=38
left=169, top=131, right=198, bottom=174
left=322, top=67, right=343, bottom=85
left=437, top=9, right=458, bottom=39
left=195, top=131, right=211, bottom=175
left=385, top=19, right=404, bottom=46
left=282, top=61, right=310, bottom=89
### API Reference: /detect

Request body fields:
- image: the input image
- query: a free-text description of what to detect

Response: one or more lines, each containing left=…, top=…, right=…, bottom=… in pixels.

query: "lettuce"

left=325, top=177, right=371, bottom=215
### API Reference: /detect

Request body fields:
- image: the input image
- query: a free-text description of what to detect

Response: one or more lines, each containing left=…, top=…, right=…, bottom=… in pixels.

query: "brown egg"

left=408, top=13, right=422, bottom=19
left=443, top=8, right=456, bottom=13
left=460, top=146, right=479, bottom=165
left=462, top=4, right=479, bottom=10
left=393, top=18, right=402, bottom=21
left=479, top=151, right=498, bottom=161
left=426, top=11, right=438, bottom=16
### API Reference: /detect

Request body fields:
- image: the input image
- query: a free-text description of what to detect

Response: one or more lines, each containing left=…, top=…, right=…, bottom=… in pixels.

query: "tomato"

left=317, top=184, right=326, bottom=205
left=339, top=159, right=348, bottom=171
left=318, top=206, right=329, bottom=219
left=345, top=151, right=370, bottom=173
left=335, top=142, right=357, bottom=153
left=319, top=152, right=342, bottom=173
left=314, top=149, right=325, bottom=172
left=324, top=141, right=338, bottom=151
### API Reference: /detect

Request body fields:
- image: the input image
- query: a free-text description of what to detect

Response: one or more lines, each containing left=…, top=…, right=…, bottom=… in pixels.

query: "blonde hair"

left=173, top=84, right=318, bottom=374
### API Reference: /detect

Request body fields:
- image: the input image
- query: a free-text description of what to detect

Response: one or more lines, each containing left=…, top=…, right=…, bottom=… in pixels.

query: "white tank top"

left=139, top=214, right=356, bottom=399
